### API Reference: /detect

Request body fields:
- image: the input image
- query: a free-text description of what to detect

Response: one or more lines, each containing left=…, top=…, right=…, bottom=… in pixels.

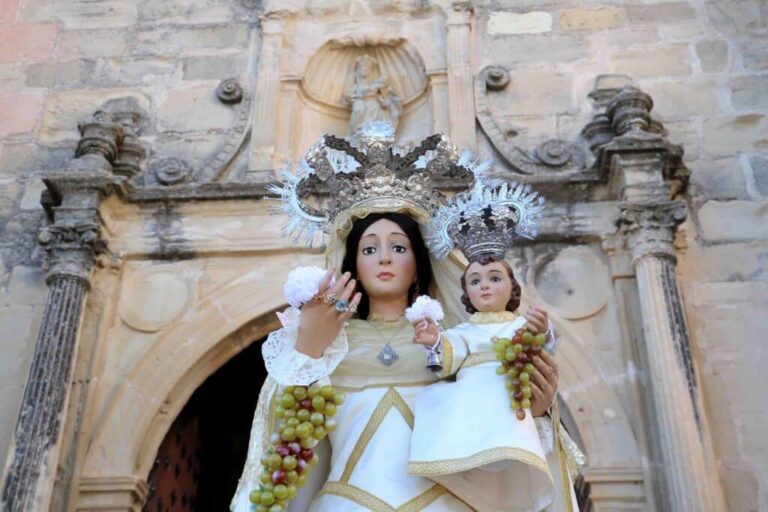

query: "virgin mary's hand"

left=530, top=350, right=559, bottom=417
left=295, top=269, right=362, bottom=359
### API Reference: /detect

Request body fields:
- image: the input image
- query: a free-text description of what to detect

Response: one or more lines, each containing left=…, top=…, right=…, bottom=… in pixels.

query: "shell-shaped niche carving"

left=302, top=35, right=428, bottom=109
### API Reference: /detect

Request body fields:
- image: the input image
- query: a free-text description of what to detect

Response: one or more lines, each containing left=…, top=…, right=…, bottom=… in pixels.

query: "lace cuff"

left=535, top=416, right=555, bottom=453
left=261, top=307, right=348, bottom=386
left=544, top=320, right=560, bottom=354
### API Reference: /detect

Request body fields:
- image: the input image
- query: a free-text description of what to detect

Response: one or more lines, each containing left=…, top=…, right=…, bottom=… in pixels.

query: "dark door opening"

left=143, top=337, right=266, bottom=511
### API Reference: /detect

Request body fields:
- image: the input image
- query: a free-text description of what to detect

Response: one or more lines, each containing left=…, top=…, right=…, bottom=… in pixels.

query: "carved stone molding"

left=216, top=78, right=244, bottom=104
left=77, top=476, right=149, bottom=512
left=474, top=66, right=588, bottom=179
left=616, top=201, right=686, bottom=262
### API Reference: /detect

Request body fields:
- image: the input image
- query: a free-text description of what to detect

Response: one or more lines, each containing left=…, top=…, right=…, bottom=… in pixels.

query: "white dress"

left=231, top=310, right=582, bottom=512
left=409, top=312, right=557, bottom=512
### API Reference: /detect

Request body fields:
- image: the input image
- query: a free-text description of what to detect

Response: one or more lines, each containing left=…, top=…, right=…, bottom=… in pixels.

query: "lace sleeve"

left=261, top=307, right=349, bottom=386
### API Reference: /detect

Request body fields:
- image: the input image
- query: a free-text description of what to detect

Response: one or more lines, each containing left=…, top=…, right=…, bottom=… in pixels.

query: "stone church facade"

left=0, top=0, right=766, bottom=510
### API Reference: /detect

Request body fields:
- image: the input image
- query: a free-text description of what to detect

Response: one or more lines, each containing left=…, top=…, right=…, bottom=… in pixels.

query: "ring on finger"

left=335, top=299, right=350, bottom=313
left=313, top=294, right=326, bottom=304
left=324, top=293, right=337, bottom=305
left=349, top=302, right=358, bottom=314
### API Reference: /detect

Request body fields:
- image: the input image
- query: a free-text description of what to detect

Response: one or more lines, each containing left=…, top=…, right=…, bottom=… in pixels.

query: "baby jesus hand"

left=405, top=296, right=444, bottom=347
left=412, top=318, right=440, bottom=346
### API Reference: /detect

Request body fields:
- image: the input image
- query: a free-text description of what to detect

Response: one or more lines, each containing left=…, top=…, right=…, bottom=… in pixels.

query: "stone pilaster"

left=248, top=10, right=289, bottom=178
left=605, top=86, right=727, bottom=512
left=1, top=111, right=124, bottom=512
left=445, top=2, right=475, bottom=149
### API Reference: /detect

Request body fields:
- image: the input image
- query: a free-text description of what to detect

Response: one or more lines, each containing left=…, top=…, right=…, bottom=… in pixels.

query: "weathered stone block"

left=0, top=93, right=42, bottom=136
left=0, top=0, right=19, bottom=21
left=719, top=467, right=760, bottom=512
left=706, top=0, right=766, bottom=34
left=0, top=180, right=22, bottom=218
left=97, top=58, right=178, bottom=86
left=56, top=30, right=128, bottom=59
left=155, top=85, right=236, bottom=132
left=0, top=304, right=37, bottom=376
left=137, top=0, right=233, bottom=25
left=0, top=23, right=58, bottom=63
left=134, top=25, right=249, bottom=56
left=4, top=265, right=46, bottom=306
left=702, top=115, right=768, bottom=157
left=489, top=34, right=590, bottom=65
left=738, top=32, right=768, bottom=71
left=626, top=2, right=696, bottom=23
left=730, top=75, right=768, bottom=110
left=697, top=200, right=768, bottom=241
left=749, top=156, right=768, bottom=198
left=0, top=143, right=72, bottom=179
left=486, top=11, right=552, bottom=35
left=40, top=89, right=150, bottom=143
left=695, top=40, right=728, bottom=72
left=611, top=44, right=691, bottom=78
left=19, top=0, right=137, bottom=29
left=489, top=70, right=573, bottom=116
left=603, top=28, right=659, bottom=49
left=25, top=59, right=97, bottom=88
left=559, top=7, right=626, bottom=31
left=182, top=54, right=247, bottom=81
left=688, top=157, right=747, bottom=200
left=19, top=180, right=46, bottom=210
left=685, top=241, right=768, bottom=282
left=0, top=63, right=23, bottom=92
left=641, top=80, right=721, bottom=117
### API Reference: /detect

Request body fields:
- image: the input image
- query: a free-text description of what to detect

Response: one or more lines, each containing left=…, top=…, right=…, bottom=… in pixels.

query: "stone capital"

left=260, top=10, right=290, bottom=34
left=38, top=223, right=107, bottom=285
left=446, top=2, right=473, bottom=26
left=617, top=200, right=686, bottom=263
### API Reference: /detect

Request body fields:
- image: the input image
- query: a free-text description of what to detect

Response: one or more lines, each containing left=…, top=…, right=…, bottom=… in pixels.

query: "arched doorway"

left=143, top=338, right=266, bottom=511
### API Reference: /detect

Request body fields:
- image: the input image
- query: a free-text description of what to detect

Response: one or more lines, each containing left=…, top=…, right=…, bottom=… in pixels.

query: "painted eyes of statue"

left=470, top=276, right=503, bottom=286
left=360, top=244, right=408, bottom=255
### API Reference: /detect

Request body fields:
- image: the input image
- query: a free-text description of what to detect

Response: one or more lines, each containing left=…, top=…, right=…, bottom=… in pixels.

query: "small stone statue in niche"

left=346, top=54, right=402, bottom=143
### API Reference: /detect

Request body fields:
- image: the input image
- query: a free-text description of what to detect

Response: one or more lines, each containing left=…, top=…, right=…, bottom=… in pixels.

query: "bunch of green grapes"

left=493, top=329, right=548, bottom=420
left=249, top=383, right=345, bottom=511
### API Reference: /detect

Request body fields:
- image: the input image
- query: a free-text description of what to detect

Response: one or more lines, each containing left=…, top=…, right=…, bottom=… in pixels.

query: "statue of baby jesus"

left=405, top=255, right=562, bottom=512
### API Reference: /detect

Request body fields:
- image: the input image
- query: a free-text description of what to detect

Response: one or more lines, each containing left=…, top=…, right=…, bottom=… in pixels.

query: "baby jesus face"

left=463, top=259, right=517, bottom=313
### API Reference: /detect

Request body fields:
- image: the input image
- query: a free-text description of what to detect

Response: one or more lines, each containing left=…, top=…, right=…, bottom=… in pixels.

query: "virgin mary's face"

left=356, top=218, right=417, bottom=302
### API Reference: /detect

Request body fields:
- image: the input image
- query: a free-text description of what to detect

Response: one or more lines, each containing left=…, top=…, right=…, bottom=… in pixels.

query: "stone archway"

left=72, top=251, right=645, bottom=511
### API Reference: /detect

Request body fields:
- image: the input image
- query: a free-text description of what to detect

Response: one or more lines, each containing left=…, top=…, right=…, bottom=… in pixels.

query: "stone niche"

left=250, top=1, right=452, bottom=172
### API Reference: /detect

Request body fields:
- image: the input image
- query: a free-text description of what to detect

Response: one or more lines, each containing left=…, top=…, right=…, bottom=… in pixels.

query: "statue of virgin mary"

left=231, top=123, right=583, bottom=511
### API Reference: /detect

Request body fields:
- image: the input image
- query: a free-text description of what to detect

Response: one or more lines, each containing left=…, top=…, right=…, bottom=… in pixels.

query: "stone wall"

left=0, top=0, right=766, bottom=510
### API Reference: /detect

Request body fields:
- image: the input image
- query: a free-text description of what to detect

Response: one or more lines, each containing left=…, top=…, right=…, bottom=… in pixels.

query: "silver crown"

left=426, top=181, right=545, bottom=261
left=269, top=122, right=490, bottom=247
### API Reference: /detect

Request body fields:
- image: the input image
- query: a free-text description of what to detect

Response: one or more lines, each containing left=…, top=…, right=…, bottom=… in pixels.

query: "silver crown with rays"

left=269, top=122, right=543, bottom=254
left=268, top=122, right=494, bottom=247
left=425, top=180, right=546, bottom=261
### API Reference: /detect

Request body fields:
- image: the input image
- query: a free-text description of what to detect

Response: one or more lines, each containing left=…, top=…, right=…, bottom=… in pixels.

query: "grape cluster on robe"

left=249, top=383, right=345, bottom=512
left=493, top=329, right=548, bottom=420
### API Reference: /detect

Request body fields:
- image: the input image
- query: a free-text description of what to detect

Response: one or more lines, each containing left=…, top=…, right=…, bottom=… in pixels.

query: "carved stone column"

left=445, top=2, right=475, bottom=148
left=248, top=10, right=289, bottom=178
left=605, top=87, right=726, bottom=512
left=1, top=112, right=124, bottom=512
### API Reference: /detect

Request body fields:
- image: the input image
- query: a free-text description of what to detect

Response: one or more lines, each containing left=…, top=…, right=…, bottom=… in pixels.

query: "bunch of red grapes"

left=493, top=328, right=548, bottom=420
left=249, top=383, right=345, bottom=511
